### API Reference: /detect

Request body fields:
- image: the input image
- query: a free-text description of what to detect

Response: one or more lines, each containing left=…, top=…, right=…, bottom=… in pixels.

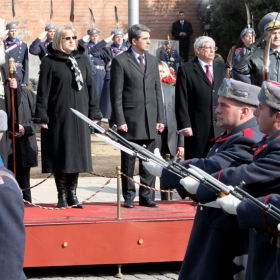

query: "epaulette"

left=242, top=128, right=254, bottom=138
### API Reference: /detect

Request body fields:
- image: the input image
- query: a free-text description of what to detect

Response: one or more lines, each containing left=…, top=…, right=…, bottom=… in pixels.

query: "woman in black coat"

left=34, top=25, right=103, bottom=208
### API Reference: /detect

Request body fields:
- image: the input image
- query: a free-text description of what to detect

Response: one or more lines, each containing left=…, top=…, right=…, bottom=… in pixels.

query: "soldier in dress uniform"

left=160, top=40, right=181, bottom=74
left=233, top=28, right=256, bottom=84
left=143, top=78, right=264, bottom=279
left=212, top=80, right=280, bottom=280
left=99, top=29, right=128, bottom=127
left=4, top=21, right=29, bottom=86
left=78, top=27, right=106, bottom=102
left=29, top=23, right=57, bottom=61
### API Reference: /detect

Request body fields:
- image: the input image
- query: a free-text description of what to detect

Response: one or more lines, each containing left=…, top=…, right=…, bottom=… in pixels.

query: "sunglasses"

left=62, top=36, right=77, bottom=40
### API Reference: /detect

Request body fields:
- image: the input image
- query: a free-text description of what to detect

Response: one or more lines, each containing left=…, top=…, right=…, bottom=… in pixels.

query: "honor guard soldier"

left=160, top=40, right=182, bottom=74
left=78, top=27, right=106, bottom=102
left=214, top=81, right=280, bottom=280
left=4, top=21, right=29, bottom=86
left=144, top=78, right=264, bottom=279
left=29, top=23, right=57, bottom=61
left=234, top=12, right=280, bottom=86
left=233, top=28, right=256, bottom=84
left=98, top=29, right=128, bottom=127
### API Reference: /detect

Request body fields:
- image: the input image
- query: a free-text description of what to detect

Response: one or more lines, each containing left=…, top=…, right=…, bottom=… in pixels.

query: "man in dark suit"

left=171, top=11, right=193, bottom=62
left=110, top=24, right=164, bottom=208
left=175, top=36, right=227, bottom=160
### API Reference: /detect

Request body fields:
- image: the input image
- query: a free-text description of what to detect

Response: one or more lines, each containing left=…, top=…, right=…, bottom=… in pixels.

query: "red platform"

left=24, top=200, right=195, bottom=267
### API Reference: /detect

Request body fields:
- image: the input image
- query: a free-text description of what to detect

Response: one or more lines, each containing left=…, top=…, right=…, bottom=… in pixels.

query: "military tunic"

left=4, top=38, right=29, bottom=85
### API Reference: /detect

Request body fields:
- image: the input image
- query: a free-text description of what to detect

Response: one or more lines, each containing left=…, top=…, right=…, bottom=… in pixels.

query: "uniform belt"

left=15, top=62, right=23, bottom=67
left=95, top=65, right=105, bottom=70
left=198, top=201, right=220, bottom=209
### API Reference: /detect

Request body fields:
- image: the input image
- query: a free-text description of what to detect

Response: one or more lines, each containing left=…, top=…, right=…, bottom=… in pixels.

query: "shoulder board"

left=236, top=47, right=242, bottom=51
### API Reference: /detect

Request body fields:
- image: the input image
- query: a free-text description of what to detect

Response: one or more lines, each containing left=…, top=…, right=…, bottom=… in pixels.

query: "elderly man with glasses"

left=175, top=36, right=227, bottom=164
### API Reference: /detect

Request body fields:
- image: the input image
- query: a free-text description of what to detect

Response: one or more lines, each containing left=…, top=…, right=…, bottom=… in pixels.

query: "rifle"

left=71, top=109, right=235, bottom=203
left=71, top=108, right=280, bottom=228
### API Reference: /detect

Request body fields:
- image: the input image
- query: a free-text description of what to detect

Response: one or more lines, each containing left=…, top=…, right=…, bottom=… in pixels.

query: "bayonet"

left=70, top=0, right=74, bottom=26
left=12, top=0, right=15, bottom=19
left=114, top=6, right=119, bottom=28
left=89, top=8, right=95, bottom=27
left=245, top=3, right=251, bottom=28
left=226, top=45, right=236, bottom=78
left=50, top=0, right=53, bottom=23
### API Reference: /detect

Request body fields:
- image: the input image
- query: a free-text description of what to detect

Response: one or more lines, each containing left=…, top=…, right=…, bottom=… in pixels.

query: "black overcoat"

left=175, top=57, right=227, bottom=159
left=34, top=44, right=102, bottom=173
left=110, top=47, right=164, bottom=140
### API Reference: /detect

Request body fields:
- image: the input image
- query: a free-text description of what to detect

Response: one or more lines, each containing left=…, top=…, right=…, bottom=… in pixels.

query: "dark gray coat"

left=162, top=82, right=184, bottom=155
left=175, top=57, right=227, bottom=159
left=34, top=44, right=102, bottom=173
left=110, top=47, right=164, bottom=140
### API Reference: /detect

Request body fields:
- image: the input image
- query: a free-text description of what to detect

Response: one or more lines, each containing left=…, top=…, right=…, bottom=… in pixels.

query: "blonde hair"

left=52, top=25, right=78, bottom=52
left=158, top=60, right=171, bottom=78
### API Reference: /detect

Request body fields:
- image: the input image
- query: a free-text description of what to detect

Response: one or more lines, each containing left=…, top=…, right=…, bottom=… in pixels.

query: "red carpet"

left=24, top=200, right=196, bottom=225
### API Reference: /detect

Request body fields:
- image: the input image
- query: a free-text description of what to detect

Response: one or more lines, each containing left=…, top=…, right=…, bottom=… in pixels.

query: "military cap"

left=6, top=21, right=18, bottom=30
left=258, top=81, right=280, bottom=110
left=218, top=78, right=260, bottom=106
left=0, top=110, right=7, bottom=132
left=240, top=28, right=256, bottom=39
left=164, top=40, right=171, bottom=45
left=258, top=12, right=280, bottom=33
left=87, top=28, right=100, bottom=35
left=111, top=29, right=124, bottom=36
left=45, top=23, right=57, bottom=31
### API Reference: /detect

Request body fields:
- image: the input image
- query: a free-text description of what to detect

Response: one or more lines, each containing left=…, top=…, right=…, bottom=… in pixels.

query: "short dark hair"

left=179, top=11, right=185, bottom=14
left=269, top=106, right=279, bottom=117
left=128, top=24, right=151, bottom=44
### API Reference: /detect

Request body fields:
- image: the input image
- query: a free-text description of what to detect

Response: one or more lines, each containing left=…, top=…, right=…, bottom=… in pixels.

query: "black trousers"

left=179, top=39, right=190, bottom=62
left=121, top=139, right=156, bottom=202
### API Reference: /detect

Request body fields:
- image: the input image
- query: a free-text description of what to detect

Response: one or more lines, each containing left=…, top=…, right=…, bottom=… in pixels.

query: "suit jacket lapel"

left=212, top=60, right=224, bottom=87
left=193, top=57, right=212, bottom=86
left=126, top=47, right=145, bottom=75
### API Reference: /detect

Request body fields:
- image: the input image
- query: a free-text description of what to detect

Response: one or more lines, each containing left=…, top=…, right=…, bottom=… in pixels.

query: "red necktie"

left=138, top=55, right=146, bottom=72
left=205, top=64, right=213, bottom=84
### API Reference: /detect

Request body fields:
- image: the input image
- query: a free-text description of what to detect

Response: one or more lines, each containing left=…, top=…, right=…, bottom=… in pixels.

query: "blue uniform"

left=0, top=157, right=27, bottom=279
left=5, top=38, right=29, bottom=85
left=161, top=118, right=263, bottom=279
left=237, top=194, right=280, bottom=280
left=78, top=39, right=106, bottom=103
left=197, top=130, right=280, bottom=280
left=29, top=38, right=52, bottom=61
left=160, top=48, right=182, bottom=73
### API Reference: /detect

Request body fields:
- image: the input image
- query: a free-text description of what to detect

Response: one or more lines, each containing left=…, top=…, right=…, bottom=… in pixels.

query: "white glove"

left=216, top=193, right=241, bottom=215
left=38, top=31, right=48, bottom=40
left=170, top=57, right=175, bottom=62
left=105, top=34, right=114, bottom=44
left=82, top=35, right=90, bottom=42
left=277, top=224, right=280, bottom=231
left=123, top=33, right=128, bottom=40
left=179, top=168, right=201, bottom=194
left=142, top=148, right=163, bottom=177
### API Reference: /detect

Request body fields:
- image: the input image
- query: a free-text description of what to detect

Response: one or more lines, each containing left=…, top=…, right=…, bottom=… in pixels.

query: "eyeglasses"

left=199, top=46, right=218, bottom=51
left=62, top=36, right=77, bottom=40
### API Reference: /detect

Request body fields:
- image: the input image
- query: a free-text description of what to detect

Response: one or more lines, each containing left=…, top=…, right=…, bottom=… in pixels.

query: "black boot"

left=66, top=173, right=83, bottom=209
left=54, top=173, right=68, bottom=208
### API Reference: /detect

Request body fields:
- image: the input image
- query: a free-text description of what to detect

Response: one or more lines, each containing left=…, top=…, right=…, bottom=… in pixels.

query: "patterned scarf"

left=68, top=56, right=83, bottom=91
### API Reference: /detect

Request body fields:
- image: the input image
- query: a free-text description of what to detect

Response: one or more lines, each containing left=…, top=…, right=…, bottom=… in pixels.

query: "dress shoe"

left=124, top=200, right=135, bottom=208
left=139, top=199, right=158, bottom=207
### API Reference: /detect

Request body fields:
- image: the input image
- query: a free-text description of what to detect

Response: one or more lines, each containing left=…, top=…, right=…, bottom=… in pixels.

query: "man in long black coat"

left=171, top=11, right=193, bottom=62
left=175, top=35, right=227, bottom=160
left=110, top=24, right=164, bottom=208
